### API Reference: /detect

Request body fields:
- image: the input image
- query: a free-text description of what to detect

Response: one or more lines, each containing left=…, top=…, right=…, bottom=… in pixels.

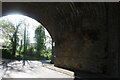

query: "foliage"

left=41, top=49, right=52, bottom=60
left=0, top=19, right=25, bottom=57
left=0, top=16, right=52, bottom=60
left=35, top=25, right=46, bottom=54
left=0, top=20, right=15, bottom=46
left=2, top=49, right=15, bottom=59
left=45, top=35, right=52, bottom=49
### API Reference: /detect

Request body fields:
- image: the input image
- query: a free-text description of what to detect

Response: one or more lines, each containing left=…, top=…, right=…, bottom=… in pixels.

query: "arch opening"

left=0, top=11, right=74, bottom=78
left=0, top=14, right=53, bottom=62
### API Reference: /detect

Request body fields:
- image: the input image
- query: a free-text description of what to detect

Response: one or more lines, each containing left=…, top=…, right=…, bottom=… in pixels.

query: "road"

left=0, top=60, right=74, bottom=79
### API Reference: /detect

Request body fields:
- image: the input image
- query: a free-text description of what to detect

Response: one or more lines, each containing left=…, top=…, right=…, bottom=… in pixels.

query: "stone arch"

left=2, top=2, right=120, bottom=78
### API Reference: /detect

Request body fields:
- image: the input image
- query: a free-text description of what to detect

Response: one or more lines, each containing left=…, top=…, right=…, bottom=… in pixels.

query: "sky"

left=0, top=14, right=51, bottom=43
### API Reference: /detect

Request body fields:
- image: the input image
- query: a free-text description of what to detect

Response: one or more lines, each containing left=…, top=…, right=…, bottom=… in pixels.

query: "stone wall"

left=54, top=2, right=119, bottom=77
left=106, top=3, right=119, bottom=77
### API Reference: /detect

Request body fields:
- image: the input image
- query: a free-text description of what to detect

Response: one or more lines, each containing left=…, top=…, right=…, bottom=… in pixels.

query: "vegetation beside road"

left=0, top=15, right=52, bottom=61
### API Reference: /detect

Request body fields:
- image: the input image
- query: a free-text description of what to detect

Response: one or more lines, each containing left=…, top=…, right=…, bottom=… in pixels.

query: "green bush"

left=40, top=49, right=52, bottom=60
left=2, top=49, right=15, bottom=59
